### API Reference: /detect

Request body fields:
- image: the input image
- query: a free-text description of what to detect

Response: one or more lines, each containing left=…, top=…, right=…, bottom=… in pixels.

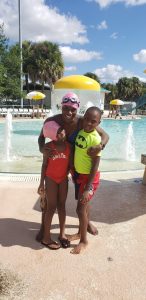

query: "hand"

left=87, top=144, right=102, bottom=157
left=43, top=144, right=55, bottom=158
left=38, top=184, right=45, bottom=195
left=80, top=190, right=90, bottom=204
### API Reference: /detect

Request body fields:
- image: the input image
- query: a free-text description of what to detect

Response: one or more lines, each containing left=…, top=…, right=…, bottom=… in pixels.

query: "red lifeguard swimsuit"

left=45, top=141, right=70, bottom=183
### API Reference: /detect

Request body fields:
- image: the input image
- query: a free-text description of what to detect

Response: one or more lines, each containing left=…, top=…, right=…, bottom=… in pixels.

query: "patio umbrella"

left=26, top=91, right=46, bottom=100
left=110, top=99, right=124, bottom=106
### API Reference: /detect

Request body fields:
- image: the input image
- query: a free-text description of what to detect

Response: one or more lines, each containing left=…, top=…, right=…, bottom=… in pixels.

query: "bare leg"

left=42, top=177, right=60, bottom=250
left=71, top=200, right=88, bottom=254
left=87, top=222, right=98, bottom=235
left=57, top=178, right=68, bottom=239
left=36, top=196, right=47, bottom=242
left=36, top=210, right=45, bottom=242
left=57, top=178, right=70, bottom=248
left=87, top=206, right=98, bottom=235
left=66, top=208, right=98, bottom=241
left=67, top=179, right=98, bottom=240
left=66, top=231, right=80, bottom=242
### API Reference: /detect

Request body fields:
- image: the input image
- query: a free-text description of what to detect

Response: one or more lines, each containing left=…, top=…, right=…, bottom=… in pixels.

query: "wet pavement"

left=0, top=170, right=146, bottom=300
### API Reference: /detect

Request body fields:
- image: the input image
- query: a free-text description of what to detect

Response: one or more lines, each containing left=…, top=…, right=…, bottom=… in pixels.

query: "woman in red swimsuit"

left=38, top=120, right=71, bottom=250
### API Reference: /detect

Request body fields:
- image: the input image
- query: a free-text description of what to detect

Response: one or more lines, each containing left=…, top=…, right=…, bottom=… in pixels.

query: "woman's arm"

left=38, top=128, right=45, bottom=153
left=96, top=126, right=109, bottom=149
left=78, top=116, right=109, bottom=149
left=87, top=126, right=109, bottom=157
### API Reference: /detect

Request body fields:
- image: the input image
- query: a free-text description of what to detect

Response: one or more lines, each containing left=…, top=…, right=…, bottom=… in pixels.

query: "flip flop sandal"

left=41, top=241, right=60, bottom=250
left=58, top=238, right=70, bottom=249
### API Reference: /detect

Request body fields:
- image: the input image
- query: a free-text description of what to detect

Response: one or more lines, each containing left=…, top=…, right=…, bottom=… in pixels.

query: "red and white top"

left=45, top=141, right=70, bottom=183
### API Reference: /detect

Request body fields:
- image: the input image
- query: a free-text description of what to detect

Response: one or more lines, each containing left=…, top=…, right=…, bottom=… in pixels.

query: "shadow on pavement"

left=0, top=218, right=78, bottom=249
left=33, top=178, right=146, bottom=225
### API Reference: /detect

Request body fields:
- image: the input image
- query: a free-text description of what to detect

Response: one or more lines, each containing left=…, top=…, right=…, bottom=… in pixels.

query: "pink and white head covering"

left=61, top=92, right=80, bottom=109
left=43, top=121, right=60, bottom=141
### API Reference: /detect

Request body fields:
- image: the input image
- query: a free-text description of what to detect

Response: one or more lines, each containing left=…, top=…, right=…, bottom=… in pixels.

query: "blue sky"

left=1, top=0, right=146, bottom=83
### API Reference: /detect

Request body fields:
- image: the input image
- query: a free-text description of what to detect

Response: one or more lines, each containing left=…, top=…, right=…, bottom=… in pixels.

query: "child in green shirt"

left=71, top=106, right=102, bottom=254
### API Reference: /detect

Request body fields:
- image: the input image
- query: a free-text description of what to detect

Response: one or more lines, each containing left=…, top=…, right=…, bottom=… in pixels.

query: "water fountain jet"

left=126, top=122, right=136, bottom=161
left=4, top=110, right=13, bottom=161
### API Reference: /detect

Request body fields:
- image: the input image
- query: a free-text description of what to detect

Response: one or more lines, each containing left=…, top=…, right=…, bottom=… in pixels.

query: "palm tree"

left=116, top=77, right=133, bottom=100
left=84, top=72, right=100, bottom=84
left=31, top=41, right=64, bottom=91
left=130, top=77, right=143, bottom=102
left=102, top=83, right=118, bottom=105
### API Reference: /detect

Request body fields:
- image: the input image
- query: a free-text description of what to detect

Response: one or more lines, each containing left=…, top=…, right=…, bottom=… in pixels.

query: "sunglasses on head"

left=62, top=97, right=80, bottom=105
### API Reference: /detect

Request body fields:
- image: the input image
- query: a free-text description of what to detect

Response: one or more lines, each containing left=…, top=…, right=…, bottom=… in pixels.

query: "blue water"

left=0, top=118, right=146, bottom=173
left=101, top=118, right=146, bottom=161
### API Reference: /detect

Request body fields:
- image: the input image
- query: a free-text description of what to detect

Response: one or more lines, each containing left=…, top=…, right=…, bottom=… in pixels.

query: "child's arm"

left=81, top=156, right=100, bottom=204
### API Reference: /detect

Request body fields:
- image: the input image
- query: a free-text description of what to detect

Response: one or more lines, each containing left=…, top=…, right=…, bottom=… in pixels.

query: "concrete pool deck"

left=0, top=170, right=146, bottom=299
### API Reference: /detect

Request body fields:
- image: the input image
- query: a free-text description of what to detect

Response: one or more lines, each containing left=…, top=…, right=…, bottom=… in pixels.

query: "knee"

left=77, top=206, right=84, bottom=218
left=46, top=204, right=56, bottom=215
left=57, top=202, right=66, bottom=213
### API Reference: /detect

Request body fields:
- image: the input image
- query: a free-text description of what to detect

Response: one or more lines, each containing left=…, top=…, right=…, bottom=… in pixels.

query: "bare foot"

left=66, top=233, right=80, bottom=242
left=87, top=222, right=98, bottom=235
left=70, top=242, right=88, bottom=254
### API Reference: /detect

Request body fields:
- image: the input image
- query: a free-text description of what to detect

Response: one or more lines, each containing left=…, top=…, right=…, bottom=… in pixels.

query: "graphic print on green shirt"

left=74, top=129, right=101, bottom=174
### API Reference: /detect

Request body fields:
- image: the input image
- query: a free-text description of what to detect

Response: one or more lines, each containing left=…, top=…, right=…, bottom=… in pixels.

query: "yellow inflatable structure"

left=52, top=75, right=102, bottom=113
left=54, top=75, right=100, bottom=91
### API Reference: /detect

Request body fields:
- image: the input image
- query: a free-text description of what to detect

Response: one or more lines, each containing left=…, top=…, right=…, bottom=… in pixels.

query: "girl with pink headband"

left=38, top=120, right=71, bottom=249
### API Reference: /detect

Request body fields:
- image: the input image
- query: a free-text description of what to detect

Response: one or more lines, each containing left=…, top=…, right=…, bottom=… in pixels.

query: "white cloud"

left=137, top=76, right=146, bottom=83
left=94, top=64, right=133, bottom=83
left=86, top=0, right=146, bottom=8
left=97, top=20, right=108, bottom=30
left=133, top=49, right=146, bottom=63
left=0, top=0, right=88, bottom=44
left=64, top=66, right=77, bottom=71
left=60, top=46, right=103, bottom=63
left=110, top=32, right=118, bottom=39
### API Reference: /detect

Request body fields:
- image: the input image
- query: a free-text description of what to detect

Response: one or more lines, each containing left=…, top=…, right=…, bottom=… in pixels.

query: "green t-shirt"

left=74, top=129, right=101, bottom=174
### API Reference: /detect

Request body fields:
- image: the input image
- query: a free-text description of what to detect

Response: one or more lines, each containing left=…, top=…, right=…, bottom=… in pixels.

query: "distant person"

left=70, top=106, right=102, bottom=254
left=38, top=121, right=71, bottom=249
left=37, top=92, right=109, bottom=241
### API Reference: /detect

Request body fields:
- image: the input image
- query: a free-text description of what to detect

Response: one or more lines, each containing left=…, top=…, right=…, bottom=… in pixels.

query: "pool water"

left=0, top=117, right=146, bottom=173
left=101, top=118, right=146, bottom=172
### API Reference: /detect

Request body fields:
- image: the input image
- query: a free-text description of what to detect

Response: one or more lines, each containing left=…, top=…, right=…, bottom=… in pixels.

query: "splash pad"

left=0, top=75, right=146, bottom=173
left=0, top=116, right=145, bottom=174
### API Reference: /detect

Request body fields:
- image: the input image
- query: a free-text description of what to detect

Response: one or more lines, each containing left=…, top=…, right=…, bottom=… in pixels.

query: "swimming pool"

left=0, top=117, right=146, bottom=173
